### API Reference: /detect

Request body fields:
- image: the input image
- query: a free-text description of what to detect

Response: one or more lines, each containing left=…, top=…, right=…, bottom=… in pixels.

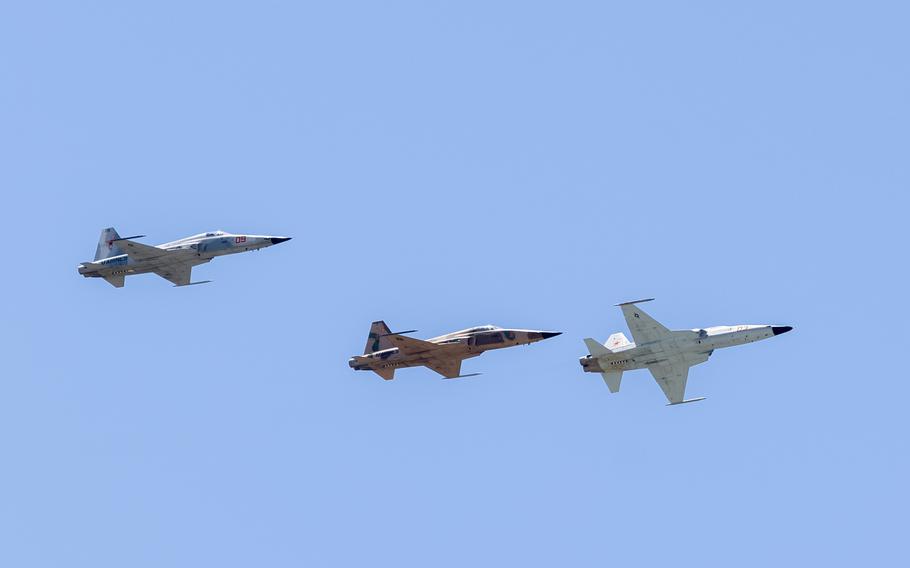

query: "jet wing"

left=153, top=264, right=192, bottom=287
left=619, top=302, right=670, bottom=345
left=647, top=358, right=690, bottom=404
left=386, top=334, right=442, bottom=356
left=425, top=358, right=463, bottom=379
left=115, top=238, right=170, bottom=262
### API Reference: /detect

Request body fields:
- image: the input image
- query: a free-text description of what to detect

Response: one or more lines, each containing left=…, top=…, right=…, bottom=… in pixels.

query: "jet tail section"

left=584, top=338, right=624, bottom=392
left=364, top=321, right=394, bottom=354
left=95, top=228, right=125, bottom=261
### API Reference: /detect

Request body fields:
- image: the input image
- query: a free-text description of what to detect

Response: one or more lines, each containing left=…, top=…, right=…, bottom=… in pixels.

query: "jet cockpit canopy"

left=467, top=325, right=499, bottom=333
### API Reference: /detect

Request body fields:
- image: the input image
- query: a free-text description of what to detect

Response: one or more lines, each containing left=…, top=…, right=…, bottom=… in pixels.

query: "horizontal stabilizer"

left=666, top=397, right=706, bottom=406
left=381, top=329, right=417, bottom=336
left=103, top=274, right=125, bottom=288
left=583, top=338, right=611, bottom=357
left=373, top=368, right=395, bottom=380
left=600, top=371, right=622, bottom=393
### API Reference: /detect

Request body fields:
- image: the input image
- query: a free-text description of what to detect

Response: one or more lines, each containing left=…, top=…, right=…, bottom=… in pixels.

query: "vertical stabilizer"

left=94, top=228, right=125, bottom=261
left=364, top=321, right=394, bottom=354
left=606, top=332, right=633, bottom=350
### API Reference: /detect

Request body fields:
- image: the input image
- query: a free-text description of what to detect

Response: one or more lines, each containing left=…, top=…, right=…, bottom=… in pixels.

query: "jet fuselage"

left=78, top=230, right=291, bottom=283
left=350, top=326, right=561, bottom=375
left=580, top=324, right=792, bottom=373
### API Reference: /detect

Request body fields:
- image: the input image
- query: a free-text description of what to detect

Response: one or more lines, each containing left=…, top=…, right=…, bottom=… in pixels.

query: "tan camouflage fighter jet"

left=349, top=321, right=562, bottom=379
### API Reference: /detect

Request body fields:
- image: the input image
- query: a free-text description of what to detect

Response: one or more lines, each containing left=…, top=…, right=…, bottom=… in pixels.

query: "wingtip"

left=380, top=329, right=418, bottom=337
left=666, top=397, right=706, bottom=406
left=615, top=298, right=655, bottom=307
left=174, top=280, right=213, bottom=287
left=443, top=372, right=482, bottom=380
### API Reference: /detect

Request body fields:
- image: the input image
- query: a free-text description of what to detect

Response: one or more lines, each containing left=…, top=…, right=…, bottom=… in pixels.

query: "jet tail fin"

left=95, top=228, right=125, bottom=261
left=606, top=332, right=632, bottom=350
left=364, top=321, right=394, bottom=354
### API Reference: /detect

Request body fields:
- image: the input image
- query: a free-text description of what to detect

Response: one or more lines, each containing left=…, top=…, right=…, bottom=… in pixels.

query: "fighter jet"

left=349, top=321, right=562, bottom=379
left=580, top=299, right=792, bottom=405
left=78, top=227, right=291, bottom=287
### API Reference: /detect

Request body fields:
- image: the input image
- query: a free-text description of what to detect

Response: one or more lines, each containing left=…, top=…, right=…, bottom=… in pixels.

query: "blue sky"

left=1, top=1, right=908, bottom=566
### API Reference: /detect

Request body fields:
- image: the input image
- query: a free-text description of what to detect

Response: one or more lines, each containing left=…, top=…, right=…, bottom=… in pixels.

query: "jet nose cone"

left=270, top=237, right=292, bottom=245
left=772, top=326, right=793, bottom=336
left=541, top=332, right=562, bottom=340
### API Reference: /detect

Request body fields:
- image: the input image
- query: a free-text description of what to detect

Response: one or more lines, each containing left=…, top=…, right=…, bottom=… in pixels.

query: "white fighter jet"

left=579, top=299, right=792, bottom=405
left=78, top=227, right=291, bottom=287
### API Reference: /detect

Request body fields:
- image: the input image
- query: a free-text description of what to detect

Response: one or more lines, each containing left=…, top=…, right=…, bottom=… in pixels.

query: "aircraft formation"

left=78, top=227, right=792, bottom=405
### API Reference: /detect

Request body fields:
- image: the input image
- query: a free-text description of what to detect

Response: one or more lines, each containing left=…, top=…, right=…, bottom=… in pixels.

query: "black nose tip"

left=541, top=332, right=562, bottom=339
left=772, top=326, right=793, bottom=336
left=270, top=237, right=291, bottom=245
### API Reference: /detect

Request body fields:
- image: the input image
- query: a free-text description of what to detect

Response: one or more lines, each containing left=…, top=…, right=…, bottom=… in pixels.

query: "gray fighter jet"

left=349, top=321, right=561, bottom=379
left=580, top=299, right=792, bottom=405
left=78, top=227, right=291, bottom=287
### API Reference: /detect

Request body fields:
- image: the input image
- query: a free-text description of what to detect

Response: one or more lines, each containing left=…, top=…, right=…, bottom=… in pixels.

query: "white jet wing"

left=619, top=302, right=670, bottom=345
left=117, top=238, right=207, bottom=286
left=647, top=359, right=690, bottom=404
left=425, top=358, right=463, bottom=379
left=647, top=352, right=710, bottom=404
left=153, top=264, right=192, bottom=287
left=115, top=238, right=171, bottom=262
